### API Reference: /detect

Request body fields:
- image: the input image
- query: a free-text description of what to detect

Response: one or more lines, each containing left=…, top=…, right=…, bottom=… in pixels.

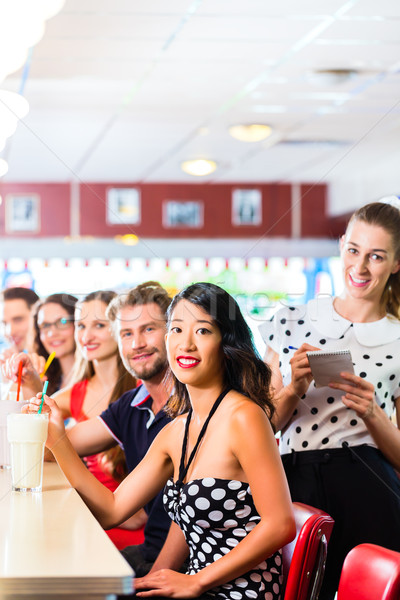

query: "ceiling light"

left=229, top=124, right=272, bottom=142
left=0, top=158, right=9, bottom=177
left=181, top=159, right=217, bottom=177
left=0, top=1, right=65, bottom=82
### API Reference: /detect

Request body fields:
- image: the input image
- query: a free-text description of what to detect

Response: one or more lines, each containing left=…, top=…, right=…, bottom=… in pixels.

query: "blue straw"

left=38, top=380, right=49, bottom=414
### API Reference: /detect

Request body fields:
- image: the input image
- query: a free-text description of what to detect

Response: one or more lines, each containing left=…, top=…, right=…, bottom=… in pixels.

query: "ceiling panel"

left=1, top=0, right=400, bottom=209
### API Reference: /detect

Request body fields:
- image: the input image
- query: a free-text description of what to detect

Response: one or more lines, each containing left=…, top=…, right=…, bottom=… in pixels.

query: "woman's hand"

left=29, top=352, right=46, bottom=378
left=2, top=352, right=43, bottom=397
left=287, top=343, right=320, bottom=399
left=135, top=570, right=203, bottom=598
left=23, top=393, right=67, bottom=450
left=329, top=372, right=377, bottom=419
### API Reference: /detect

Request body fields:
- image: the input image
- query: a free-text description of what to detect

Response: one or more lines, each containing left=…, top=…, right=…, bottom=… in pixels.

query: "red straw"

left=16, top=362, right=23, bottom=402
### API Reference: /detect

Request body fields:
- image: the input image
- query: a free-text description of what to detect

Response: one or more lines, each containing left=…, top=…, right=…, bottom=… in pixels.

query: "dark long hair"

left=33, top=293, right=78, bottom=396
left=348, top=201, right=400, bottom=319
left=166, top=282, right=275, bottom=428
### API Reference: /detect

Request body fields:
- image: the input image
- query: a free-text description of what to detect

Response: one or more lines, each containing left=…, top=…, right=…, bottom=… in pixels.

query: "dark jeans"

left=120, top=543, right=155, bottom=577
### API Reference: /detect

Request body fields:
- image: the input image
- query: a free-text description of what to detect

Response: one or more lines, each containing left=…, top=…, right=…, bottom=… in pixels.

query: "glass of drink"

left=0, top=393, right=27, bottom=469
left=7, top=413, right=49, bottom=492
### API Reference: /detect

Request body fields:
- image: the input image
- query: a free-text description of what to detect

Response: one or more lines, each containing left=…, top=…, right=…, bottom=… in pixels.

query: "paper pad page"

left=307, top=350, right=354, bottom=388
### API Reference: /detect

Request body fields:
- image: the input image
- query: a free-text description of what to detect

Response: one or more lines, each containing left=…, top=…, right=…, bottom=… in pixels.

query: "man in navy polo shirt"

left=67, top=281, right=173, bottom=575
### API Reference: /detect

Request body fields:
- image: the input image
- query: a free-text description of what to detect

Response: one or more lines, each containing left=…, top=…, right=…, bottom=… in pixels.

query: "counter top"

left=0, top=463, right=134, bottom=599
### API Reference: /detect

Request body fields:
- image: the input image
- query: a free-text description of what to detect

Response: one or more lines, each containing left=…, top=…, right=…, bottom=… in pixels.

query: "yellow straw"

left=40, top=351, right=56, bottom=380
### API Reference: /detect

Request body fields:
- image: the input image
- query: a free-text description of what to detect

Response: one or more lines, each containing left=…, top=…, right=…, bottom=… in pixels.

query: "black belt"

left=281, top=444, right=383, bottom=466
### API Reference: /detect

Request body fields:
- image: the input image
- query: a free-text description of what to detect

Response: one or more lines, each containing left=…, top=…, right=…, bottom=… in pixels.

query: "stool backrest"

left=282, top=502, right=335, bottom=600
left=337, top=543, right=400, bottom=600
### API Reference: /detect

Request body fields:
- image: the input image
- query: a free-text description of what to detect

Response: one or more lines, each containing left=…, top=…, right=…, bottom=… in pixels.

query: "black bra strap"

left=177, top=388, right=230, bottom=487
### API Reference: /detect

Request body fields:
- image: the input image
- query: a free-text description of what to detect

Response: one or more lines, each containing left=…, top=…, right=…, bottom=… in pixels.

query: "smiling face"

left=341, top=220, right=400, bottom=306
left=75, top=299, right=117, bottom=362
left=37, top=302, right=76, bottom=359
left=116, top=302, right=168, bottom=381
left=1, top=298, right=33, bottom=351
left=166, top=299, right=224, bottom=390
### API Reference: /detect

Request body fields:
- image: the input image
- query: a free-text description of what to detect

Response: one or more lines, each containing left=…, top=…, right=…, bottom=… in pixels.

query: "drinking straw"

left=16, top=362, right=23, bottom=402
left=38, top=381, right=49, bottom=415
left=40, top=351, right=56, bottom=380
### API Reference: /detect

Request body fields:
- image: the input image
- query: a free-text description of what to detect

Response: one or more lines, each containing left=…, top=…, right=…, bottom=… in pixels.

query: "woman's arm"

left=51, top=386, right=73, bottom=419
left=136, top=401, right=296, bottom=598
left=265, top=344, right=317, bottom=431
left=27, top=393, right=174, bottom=529
left=193, top=401, right=296, bottom=594
left=330, top=373, right=400, bottom=471
left=144, top=522, right=189, bottom=574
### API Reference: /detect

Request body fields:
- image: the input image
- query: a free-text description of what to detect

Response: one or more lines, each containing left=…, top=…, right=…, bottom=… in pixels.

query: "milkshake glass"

left=7, top=413, right=49, bottom=492
left=0, top=393, right=27, bottom=469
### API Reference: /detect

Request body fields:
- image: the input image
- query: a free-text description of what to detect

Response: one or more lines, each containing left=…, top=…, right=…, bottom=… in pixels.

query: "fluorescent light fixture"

left=229, top=124, right=272, bottom=143
left=181, top=159, right=217, bottom=177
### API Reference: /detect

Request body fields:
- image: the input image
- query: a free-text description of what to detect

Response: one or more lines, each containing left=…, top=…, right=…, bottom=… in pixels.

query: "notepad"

left=306, top=349, right=354, bottom=388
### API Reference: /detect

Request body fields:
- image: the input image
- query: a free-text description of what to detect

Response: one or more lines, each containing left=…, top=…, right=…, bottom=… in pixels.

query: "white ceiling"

left=1, top=0, right=400, bottom=214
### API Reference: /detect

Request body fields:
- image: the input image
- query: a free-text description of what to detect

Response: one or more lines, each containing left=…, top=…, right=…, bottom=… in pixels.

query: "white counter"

left=0, top=463, right=134, bottom=599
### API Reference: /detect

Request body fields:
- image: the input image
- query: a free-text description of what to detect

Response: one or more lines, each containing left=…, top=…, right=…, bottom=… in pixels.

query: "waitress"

left=262, top=198, right=400, bottom=599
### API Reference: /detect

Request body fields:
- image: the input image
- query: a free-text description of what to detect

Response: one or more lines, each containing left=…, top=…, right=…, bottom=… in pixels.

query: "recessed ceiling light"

left=181, top=159, right=217, bottom=177
left=0, top=158, right=8, bottom=177
left=229, top=124, right=272, bottom=142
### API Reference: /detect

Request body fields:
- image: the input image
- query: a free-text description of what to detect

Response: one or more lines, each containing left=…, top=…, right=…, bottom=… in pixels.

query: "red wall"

left=79, top=182, right=293, bottom=237
left=0, top=181, right=329, bottom=238
left=0, top=183, right=70, bottom=237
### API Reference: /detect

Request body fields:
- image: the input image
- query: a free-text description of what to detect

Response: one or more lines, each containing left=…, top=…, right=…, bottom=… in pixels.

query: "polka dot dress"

left=164, top=477, right=282, bottom=600
left=260, top=297, right=400, bottom=452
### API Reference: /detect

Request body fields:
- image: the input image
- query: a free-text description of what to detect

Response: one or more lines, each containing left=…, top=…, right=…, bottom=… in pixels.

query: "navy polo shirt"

left=99, top=384, right=172, bottom=561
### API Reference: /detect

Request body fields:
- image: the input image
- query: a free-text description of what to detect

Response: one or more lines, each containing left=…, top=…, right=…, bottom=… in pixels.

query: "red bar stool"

left=282, top=502, right=335, bottom=600
left=337, top=543, right=400, bottom=600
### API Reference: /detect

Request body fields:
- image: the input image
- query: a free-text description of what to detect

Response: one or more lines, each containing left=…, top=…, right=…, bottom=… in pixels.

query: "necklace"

left=176, top=388, right=230, bottom=489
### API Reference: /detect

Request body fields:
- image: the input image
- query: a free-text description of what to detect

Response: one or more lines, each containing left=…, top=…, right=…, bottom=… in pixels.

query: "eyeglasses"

left=38, top=317, right=74, bottom=333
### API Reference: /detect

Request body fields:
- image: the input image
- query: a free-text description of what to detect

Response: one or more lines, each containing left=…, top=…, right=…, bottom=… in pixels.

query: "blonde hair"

left=106, top=281, right=172, bottom=326
left=72, top=290, right=136, bottom=482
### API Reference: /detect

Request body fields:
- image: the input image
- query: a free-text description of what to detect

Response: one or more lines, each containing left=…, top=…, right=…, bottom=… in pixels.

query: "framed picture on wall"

left=163, top=200, right=203, bottom=228
left=232, top=188, right=262, bottom=226
left=106, top=187, right=141, bottom=225
left=5, top=194, right=40, bottom=233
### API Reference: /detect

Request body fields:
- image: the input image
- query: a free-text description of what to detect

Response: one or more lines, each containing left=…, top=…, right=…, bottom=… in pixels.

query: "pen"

left=288, top=346, right=298, bottom=350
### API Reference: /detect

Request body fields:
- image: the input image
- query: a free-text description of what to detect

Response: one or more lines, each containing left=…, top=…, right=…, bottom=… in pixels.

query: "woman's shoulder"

left=225, top=390, right=270, bottom=421
left=223, top=391, right=275, bottom=443
left=51, top=384, right=73, bottom=414
left=159, top=412, right=187, bottom=437
left=259, top=301, right=309, bottom=341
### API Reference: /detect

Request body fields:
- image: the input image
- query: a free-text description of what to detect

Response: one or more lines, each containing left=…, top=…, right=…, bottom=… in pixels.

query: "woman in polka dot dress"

left=30, top=282, right=295, bottom=600
left=262, top=199, right=400, bottom=599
